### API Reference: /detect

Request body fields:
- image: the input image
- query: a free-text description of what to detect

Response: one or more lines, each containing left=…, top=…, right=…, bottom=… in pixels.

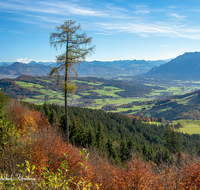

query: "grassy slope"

left=173, top=119, right=200, bottom=134
left=0, top=76, right=154, bottom=107
left=2, top=76, right=200, bottom=127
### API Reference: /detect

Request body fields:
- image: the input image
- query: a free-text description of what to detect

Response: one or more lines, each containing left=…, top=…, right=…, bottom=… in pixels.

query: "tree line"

left=22, top=101, right=200, bottom=165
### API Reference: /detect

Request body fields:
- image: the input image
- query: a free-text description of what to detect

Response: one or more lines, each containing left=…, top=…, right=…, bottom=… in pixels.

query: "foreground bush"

left=0, top=150, right=101, bottom=190
left=1, top=152, right=200, bottom=190
left=1, top=99, right=200, bottom=189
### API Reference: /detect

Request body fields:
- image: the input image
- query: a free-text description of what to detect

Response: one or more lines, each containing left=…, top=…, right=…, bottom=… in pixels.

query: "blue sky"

left=1, top=0, right=200, bottom=62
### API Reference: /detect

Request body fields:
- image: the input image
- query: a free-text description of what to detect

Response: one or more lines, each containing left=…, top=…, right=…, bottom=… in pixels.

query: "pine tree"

left=163, top=127, right=181, bottom=154
left=69, top=119, right=86, bottom=146
left=43, top=101, right=51, bottom=120
left=120, top=139, right=129, bottom=163
left=127, top=137, right=134, bottom=151
left=148, top=147, right=156, bottom=162
left=106, top=137, right=116, bottom=159
left=143, top=144, right=148, bottom=159
left=75, top=124, right=86, bottom=146
left=86, top=126, right=95, bottom=147
left=49, top=20, right=95, bottom=144
left=49, top=109, right=58, bottom=125
left=96, top=121, right=105, bottom=151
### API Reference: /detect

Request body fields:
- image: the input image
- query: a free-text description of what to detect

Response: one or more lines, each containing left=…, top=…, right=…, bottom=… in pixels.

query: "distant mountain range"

left=146, top=52, right=200, bottom=78
left=0, top=59, right=167, bottom=78
left=3, top=52, right=200, bottom=79
left=0, top=52, right=200, bottom=78
left=0, top=62, right=51, bottom=76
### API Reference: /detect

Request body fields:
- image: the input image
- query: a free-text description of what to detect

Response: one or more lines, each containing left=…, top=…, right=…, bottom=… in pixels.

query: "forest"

left=0, top=89, right=200, bottom=189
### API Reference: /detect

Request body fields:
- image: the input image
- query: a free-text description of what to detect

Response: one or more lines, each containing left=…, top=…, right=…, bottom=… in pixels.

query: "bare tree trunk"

left=65, top=40, right=69, bottom=145
left=65, top=89, right=69, bottom=144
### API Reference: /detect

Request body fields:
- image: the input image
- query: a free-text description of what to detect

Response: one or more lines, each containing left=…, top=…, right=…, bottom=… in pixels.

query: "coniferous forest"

left=0, top=89, right=200, bottom=189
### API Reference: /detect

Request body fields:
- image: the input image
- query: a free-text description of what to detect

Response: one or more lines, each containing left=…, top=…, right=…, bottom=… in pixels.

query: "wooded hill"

left=117, top=89, right=200, bottom=120
left=0, top=75, right=156, bottom=101
left=1, top=90, right=200, bottom=189
left=22, top=98, right=200, bottom=163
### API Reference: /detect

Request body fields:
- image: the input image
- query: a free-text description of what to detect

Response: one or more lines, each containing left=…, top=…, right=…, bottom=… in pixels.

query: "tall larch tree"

left=49, top=20, right=95, bottom=144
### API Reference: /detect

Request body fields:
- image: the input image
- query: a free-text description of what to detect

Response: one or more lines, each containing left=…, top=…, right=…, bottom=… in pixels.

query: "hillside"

left=1, top=90, right=200, bottom=161
left=1, top=90, right=200, bottom=189
left=119, top=89, right=200, bottom=120
left=145, top=52, right=200, bottom=78
left=0, top=75, right=155, bottom=106
left=1, top=75, right=200, bottom=120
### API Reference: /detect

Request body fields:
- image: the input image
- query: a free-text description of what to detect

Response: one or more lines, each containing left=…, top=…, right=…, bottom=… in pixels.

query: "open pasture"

left=73, top=79, right=103, bottom=86
left=16, top=81, right=44, bottom=89
left=3, top=76, right=200, bottom=119
left=173, top=119, right=200, bottom=134
left=93, top=86, right=124, bottom=98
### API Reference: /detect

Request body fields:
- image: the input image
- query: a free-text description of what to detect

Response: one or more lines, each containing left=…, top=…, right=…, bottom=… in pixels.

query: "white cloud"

left=0, top=0, right=106, bottom=17
left=16, top=57, right=56, bottom=63
left=16, top=57, right=33, bottom=63
left=169, top=13, right=185, bottom=21
left=97, top=22, right=200, bottom=39
left=1, top=0, right=200, bottom=40
left=135, top=10, right=149, bottom=14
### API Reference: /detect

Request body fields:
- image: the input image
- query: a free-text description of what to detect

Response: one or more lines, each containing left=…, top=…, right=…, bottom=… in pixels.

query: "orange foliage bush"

left=6, top=99, right=49, bottom=132
left=180, top=159, right=200, bottom=189
left=125, top=157, right=154, bottom=189
left=4, top=99, right=200, bottom=189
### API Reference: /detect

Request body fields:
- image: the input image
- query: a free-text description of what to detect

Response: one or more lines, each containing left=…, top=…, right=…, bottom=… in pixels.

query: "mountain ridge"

left=0, top=59, right=167, bottom=77
left=146, top=52, right=200, bottom=77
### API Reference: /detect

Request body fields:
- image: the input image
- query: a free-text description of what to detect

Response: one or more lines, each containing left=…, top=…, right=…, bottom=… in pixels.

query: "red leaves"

left=5, top=99, right=200, bottom=189
left=7, top=100, right=49, bottom=134
left=125, top=157, right=154, bottom=189
left=180, top=160, right=200, bottom=189
left=12, top=105, right=24, bottom=129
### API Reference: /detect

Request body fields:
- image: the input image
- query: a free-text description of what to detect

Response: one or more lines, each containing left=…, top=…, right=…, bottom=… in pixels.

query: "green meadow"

left=93, top=86, right=124, bottom=98
left=143, top=121, right=165, bottom=126
left=7, top=77, right=200, bottom=119
left=16, top=81, right=44, bottom=89
left=73, top=80, right=103, bottom=86
left=173, top=120, right=200, bottom=134
left=141, top=120, right=200, bottom=135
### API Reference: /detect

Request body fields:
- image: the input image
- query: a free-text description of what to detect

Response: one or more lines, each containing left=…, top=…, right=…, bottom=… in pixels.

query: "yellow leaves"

left=62, top=81, right=77, bottom=94
left=23, top=112, right=36, bottom=131
left=10, top=104, right=49, bottom=134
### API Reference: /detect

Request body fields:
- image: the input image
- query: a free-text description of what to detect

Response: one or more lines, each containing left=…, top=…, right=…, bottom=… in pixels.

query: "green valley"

left=1, top=75, right=200, bottom=125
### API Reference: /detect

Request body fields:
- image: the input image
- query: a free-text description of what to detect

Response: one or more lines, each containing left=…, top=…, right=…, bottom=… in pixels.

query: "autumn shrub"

left=1, top=98, right=200, bottom=189
left=1, top=99, right=94, bottom=185
left=0, top=115, right=26, bottom=175
left=124, top=156, right=154, bottom=189
left=5, top=99, right=49, bottom=131
left=179, top=157, right=200, bottom=189
left=0, top=153, right=101, bottom=190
